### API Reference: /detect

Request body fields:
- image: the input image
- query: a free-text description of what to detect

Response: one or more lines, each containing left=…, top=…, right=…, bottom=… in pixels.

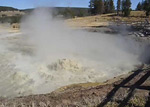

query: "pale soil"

left=0, top=66, right=149, bottom=107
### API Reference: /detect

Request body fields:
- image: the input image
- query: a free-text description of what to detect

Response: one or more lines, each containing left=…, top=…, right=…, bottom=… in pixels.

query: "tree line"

left=136, top=0, right=150, bottom=16
left=89, top=0, right=131, bottom=16
left=0, top=6, right=18, bottom=11
left=89, top=0, right=115, bottom=15
left=89, top=0, right=150, bottom=17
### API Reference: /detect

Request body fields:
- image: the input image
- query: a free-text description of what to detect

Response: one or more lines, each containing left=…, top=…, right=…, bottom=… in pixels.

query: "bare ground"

left=0, top=65, right=150, bottom=107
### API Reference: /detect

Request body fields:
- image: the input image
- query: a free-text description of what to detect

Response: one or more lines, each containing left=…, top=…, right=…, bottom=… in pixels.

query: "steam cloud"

left=0, top=8, right=149, bottom=97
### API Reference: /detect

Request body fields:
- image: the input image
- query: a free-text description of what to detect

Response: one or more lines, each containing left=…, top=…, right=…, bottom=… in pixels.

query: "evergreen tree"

left=117, top=0, right=121, bottom=15
left=122, top=0, right=131, bottom=16
left=104, top=0, right=109, bottom=13
left=141, top=0, right=144, bottom=10
left=143, top=0, right=150, bottom=16
left=89, top=0, right=104, bottom=15
left=89, top=0, right=95, bottom=14
left=89, top=0, right=115, bottom=15
left=125, top=0, right=131, bottom=16
left=121, top=0, right=125, bottom=14
left=109, top=0, right=115, bottom=13
left=98, top=0, right=104, bottom=14
left=93, top=0, right=99, bottom=14
left=136, top=2, right=142, bottom=11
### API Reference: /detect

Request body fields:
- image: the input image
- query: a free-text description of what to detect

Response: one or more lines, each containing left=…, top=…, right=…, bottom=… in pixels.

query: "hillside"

left=0, top=6, right=18, bottom=11
left=53, top=7, right=89, bottom=17
left=0, top=6, right=89, bottom=24
left=67, top=11, right=149, bottom=27
left=21, top=7, right=90, bottom=18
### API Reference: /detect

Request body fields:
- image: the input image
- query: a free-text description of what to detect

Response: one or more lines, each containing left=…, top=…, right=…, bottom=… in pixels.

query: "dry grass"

left=0, top=11, right=25, bottom=17
left=104, top=96, right=146, bottom=107
left=128, top=96, right=146, bottom=107
left=54, top=82, right=104, bottom=93
left=67, top=11, right=150, bottom=28
left=54, top=71, right=132, bottom=94
left=130, top=11, right=145, bottom=17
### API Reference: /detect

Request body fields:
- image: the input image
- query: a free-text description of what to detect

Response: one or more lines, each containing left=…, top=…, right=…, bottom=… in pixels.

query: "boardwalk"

left=98, top=67, right=150, bottom=107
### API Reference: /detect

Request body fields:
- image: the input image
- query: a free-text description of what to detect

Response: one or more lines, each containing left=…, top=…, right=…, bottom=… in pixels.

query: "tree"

left=63, top=8, right=75, bottom=18
left=94, top=0, right=104, bottom=14
left=121, top=0, right=125, bottom=14
left=98, top=0, right=104, bottom=14
left=89, top=0, right=115, bottom=15
left=89, top=0, right=104, bottom=15
left=117, top=0, right=121, bottom=15
left=136, top=2, right=142, bottom=11
left=89, top=0, right=95, bottom=14
left=104, top=0, right=115, bottom=13
left=143, top=0, right=150, bottom=16
left=104, top=0, right=109, bottom=13
left=141, top=0, right=144, bottom=10
left=78, top=10, right=84, bottom=17
left=125, top=0, right=131, bottom=16
left=109, top=0, right=115, bottom=13
left=122, top=0, right=131, bottom=16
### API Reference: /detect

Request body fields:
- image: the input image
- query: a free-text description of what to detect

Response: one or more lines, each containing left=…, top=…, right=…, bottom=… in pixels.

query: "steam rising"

left=0, top=8, right=148, bottom=97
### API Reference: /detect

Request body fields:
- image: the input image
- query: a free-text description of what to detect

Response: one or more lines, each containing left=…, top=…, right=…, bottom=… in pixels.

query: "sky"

left=0, top=0, right=142, bottom=10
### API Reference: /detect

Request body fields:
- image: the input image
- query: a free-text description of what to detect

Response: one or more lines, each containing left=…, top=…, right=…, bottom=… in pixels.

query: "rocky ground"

left=0, top=65, right=149, bottom=107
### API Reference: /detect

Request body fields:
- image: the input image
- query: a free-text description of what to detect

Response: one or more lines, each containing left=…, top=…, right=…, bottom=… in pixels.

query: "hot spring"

left=0, top=8, right=148, bottom=97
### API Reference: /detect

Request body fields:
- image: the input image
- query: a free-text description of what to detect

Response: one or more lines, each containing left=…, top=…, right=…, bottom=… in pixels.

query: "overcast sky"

left=0, top=0, right=142, bottom=10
